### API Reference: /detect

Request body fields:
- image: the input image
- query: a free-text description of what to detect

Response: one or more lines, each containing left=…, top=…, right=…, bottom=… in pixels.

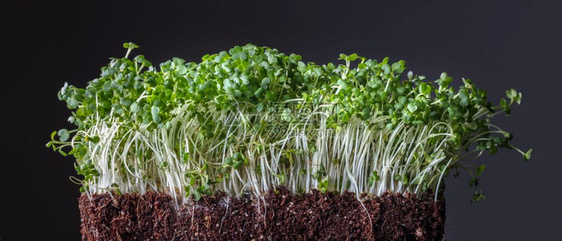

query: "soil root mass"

left=79, top=187, right=445, bottom=241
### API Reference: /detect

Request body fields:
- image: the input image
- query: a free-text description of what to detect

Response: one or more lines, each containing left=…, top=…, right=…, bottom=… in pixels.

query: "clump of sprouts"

left=48, top=43, right=531, bottom=204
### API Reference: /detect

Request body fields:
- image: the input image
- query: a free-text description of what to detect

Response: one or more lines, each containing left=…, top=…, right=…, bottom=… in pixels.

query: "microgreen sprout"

left=48, top=43, right=530, bottom=203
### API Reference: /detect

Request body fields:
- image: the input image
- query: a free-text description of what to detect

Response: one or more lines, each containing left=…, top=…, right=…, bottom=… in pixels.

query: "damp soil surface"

left=79, top=187, right=445, bottom=241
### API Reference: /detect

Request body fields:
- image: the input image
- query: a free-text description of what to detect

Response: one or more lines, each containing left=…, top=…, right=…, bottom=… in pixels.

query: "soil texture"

left=79, top=187, right=445, bottom=240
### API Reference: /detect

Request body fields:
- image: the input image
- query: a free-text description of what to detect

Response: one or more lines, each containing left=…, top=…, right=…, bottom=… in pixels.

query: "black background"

left=2, top=0, right=560, bottom=240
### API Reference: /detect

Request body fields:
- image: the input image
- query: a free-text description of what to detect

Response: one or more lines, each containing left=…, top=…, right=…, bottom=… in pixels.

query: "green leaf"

left=318, top=177, right=328, bottom=193
left=391, top=61, right=405, bottom=74
left=476, top=164, right=485, bottom=176
left=232, top=159, right=244, bottom=169
left=440, top=72, right=448, bottom=80
left=254, top=87, right=264, bottom=98
left=515, top=92, right=522, bottom=105
left=368, top=171, right=380, bottom=186
left=381, top=57, right=389, bottom=65
left=290, top=54, right=302, bottom=61
left=346, top=53, right=358, bottom=62
left=151, top=106, right=160, bottom=123
left=135, top=55, right=152, bottom=67
left=197, top=184, right=212, bottom=196
left=297, top=62, right=307, bottom=72
left=66, top=97, right=79, bottom=109
left=184, top=186, right=191, bottom=197
left=261, top=77, right=271, bottom=87
left=459, top=90, right=469, bottom=103
left=103, top=82, right=111, bottom=92
left=402, top=174, right=409, bottom=185
left=256, top=102, right=265, bottom=112
left=130, top=102, right=140, bottom=113
left=192, top=189, right=201, bottom=201
left=500, top=98, right=510, bottom=115
left=241, top=75, right=250, bottom=85
left=407, top=103, right=418, bottom=112
left=500, top=98, right=507, bottom=109
left=123, top=42, right=139, bottom=49
left=58, top=129, right=70, bottom=142
left=471, top=192, right=486, bottom=203
left=386, top=123, right=395, bottom=130
left=336, top=79, right=348, bottom=90
left=524, top=148, right=532, bottom=162
left=419, top=83, right=431, bottom=95
left=362, top=107, right=372, bottom=119
left=506, top=89, right=517, bottom=99
left=381, top=64, right=391, bottom=74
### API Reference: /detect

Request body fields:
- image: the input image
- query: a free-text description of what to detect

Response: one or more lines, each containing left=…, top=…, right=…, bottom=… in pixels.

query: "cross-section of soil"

left=78, top=187, right=445, bottom=240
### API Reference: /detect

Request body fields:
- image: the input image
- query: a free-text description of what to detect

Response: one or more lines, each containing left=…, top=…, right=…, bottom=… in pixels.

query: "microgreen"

left=49, top=43, right=530, bottom=203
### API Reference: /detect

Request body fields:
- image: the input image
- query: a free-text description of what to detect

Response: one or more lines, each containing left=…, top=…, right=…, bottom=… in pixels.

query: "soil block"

left=78, top=187, right=445, bottom=240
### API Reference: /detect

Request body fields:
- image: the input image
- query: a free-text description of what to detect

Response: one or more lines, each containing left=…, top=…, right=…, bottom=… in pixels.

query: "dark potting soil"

left=79, top=187, right=445, bottom=241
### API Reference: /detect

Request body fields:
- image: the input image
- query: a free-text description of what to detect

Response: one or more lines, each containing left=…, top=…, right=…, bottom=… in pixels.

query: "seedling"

left=48, top=43, right=530, bottom=203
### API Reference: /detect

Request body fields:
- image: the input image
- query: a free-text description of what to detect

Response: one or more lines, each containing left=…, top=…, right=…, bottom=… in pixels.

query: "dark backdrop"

left=2, top=0, right=560, bottom=240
